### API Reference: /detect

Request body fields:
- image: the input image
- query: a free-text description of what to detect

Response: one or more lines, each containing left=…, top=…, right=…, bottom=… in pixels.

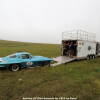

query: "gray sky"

left=0, top=0, right=100, bottom=44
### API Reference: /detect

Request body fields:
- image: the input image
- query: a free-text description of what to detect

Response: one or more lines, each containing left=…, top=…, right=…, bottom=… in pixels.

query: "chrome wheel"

left=10, top=64, right=20, bottom=71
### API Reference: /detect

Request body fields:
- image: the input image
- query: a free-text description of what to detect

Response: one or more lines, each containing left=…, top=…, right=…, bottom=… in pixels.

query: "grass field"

left=0, top=40, right=100, bottom=100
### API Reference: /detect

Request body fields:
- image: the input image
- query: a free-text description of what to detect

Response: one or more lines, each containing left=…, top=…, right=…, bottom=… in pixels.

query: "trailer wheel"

left=92, top=55, right=95, bottom=59
left=90, top=55, right=92, bottom=59
left=87, top=55, right=90, bottom=60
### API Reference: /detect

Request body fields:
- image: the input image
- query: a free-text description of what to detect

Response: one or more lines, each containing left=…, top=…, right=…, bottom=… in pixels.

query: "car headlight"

left=0, top=60, right=5, bottom=64
left=0, top=60, right=3, bottom=62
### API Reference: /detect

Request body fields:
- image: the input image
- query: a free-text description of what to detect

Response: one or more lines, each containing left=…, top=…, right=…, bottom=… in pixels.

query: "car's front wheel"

left=42, top=61, right=50, bottom=66
left=10, top=64, right=20, bottom=71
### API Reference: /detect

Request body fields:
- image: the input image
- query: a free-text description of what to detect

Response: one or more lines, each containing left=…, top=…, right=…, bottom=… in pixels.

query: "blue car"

left=0, top=52, right=52, bottom=71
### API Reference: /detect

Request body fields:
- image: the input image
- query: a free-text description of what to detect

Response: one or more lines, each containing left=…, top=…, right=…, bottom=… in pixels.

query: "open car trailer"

left=52, top=30, right=100, bottom=66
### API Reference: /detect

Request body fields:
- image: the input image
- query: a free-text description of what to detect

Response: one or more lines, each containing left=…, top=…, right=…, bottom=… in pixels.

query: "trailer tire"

left=87, top=55, right=90, bottom=60
left=92, top=55, right=95, bottom=59
left=90, top=55, right=92, bottom=59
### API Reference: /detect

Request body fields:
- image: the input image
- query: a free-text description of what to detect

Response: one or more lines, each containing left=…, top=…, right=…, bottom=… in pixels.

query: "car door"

left=21, top=54, right=37, bottom=67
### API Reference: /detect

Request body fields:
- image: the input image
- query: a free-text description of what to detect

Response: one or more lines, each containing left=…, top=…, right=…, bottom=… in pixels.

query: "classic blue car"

left=0, top=52, right=52, bottom=71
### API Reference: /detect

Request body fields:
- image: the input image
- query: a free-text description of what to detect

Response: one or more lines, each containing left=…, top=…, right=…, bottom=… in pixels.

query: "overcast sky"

left=0, top=0, right=100, bottom=44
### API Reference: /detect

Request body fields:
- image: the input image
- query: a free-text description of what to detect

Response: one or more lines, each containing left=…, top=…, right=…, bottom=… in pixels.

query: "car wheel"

left=87, top=55, right=90, bottom=60
left=43, top=61, right=50, bottom=66
left=10, top=64, right=20, bottom=71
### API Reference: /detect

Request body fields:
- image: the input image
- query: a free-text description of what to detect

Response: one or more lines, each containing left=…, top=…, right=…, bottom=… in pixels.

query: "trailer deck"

left=51, top=56, right=76, bottom=66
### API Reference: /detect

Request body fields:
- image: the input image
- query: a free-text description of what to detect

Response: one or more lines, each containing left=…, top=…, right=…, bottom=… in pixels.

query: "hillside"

left=0, top=40, right=60, bottom=58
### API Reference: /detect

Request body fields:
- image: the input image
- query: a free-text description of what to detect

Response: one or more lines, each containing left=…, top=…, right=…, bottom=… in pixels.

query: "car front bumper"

left=0, top=63, right=6, bottom=68
left=0, top=65, right=5, bottom=67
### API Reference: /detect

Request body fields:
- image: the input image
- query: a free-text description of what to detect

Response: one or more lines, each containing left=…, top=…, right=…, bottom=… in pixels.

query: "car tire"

left=10, top=64, right=20, bottom=71
left=42, top=61, right=50, bottom=66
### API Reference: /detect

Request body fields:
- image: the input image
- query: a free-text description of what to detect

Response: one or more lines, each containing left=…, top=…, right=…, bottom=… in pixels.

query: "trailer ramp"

left=51, top=56, right=76, bottom=66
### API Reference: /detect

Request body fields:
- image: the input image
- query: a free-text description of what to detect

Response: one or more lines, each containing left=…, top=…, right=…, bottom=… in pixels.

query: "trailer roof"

left=62, top=30, right=96, bottom=42
left=62, top=39, right=97, bottom=43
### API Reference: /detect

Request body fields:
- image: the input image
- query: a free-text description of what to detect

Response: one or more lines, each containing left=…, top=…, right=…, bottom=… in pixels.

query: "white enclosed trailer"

left=52, top=30, right=99, bottom=66
left=61, top=30, right=97, bottom=59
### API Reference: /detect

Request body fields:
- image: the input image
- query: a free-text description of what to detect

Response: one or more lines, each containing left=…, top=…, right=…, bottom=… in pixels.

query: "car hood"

left=33, top=56, right=52, bottom=60
left=33, top=56, right=44, bottom=58
left=1, top=56, right=9, bottom=60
